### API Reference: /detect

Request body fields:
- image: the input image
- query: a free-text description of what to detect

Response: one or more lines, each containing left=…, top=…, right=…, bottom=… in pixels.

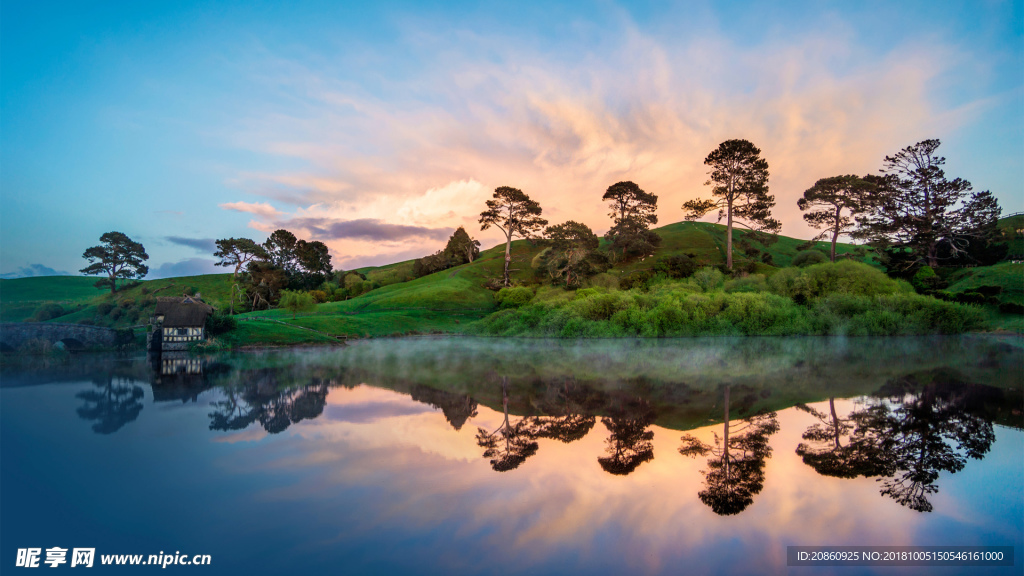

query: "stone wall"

left=0, top=322, right=119, bottom=350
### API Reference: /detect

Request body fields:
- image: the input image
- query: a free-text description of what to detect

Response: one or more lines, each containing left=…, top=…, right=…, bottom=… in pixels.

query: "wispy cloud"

left=286, top=218, right=449, bottom=242
left=219, top=201, right=283, bottom=218
left=165, top=236, right=217, bottom=254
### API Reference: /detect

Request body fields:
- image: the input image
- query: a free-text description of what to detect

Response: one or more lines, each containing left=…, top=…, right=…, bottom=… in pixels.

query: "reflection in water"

left=680, top=386, right=779, bottom=515
left=797, top=368, right=1001, bottom=512
left=208, top=370, right=329, bottom=434
left=794, top=398, right=887, bottom=479
left=599, top=397, right=655, bottom=475
left=476, top=377, right=540, bottom=471
left=410, top=385, right=478, bottom=431
left=75, top=375, right=144, bottom=434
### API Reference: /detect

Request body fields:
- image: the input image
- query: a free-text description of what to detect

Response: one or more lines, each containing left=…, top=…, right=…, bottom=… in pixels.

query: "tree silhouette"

left=603, top=181, right=661, bottom=262
left=410, top=385, right=479, bottom=431
left=794, top=398, right=887, bottom=479
left=854, top=139, right=1002, bottom=269
left=680, top=386, right=779, bottom=515
left=797, top=175, right=876, bottom=262
left=475, top=377, right=540, bottom=472
left=76, top=375, right=145, bottom=434
left=79, top=231, right=149, bottom=293
left=479, top=186, right=548, bottom=287
left=598, top=397, right=655, bottom=476
left=856, top=371, right=997, bottom=512
left=209, top=373, right=329, bottom=434
left=213, top=237, right=268, bottom=279
left=682, top=140, right=779, bottom=270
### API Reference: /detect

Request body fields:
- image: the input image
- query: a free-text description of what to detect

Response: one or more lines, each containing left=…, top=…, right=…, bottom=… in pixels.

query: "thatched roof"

left=155, top=297, right=214, bottom=328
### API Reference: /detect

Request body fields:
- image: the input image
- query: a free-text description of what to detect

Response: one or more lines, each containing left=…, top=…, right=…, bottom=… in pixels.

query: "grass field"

left=3, top=216, right=1021, bottom=345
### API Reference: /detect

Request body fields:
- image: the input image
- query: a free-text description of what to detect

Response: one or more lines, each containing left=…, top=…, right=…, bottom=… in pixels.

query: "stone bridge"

left=0, top=322, right=121, bottom=351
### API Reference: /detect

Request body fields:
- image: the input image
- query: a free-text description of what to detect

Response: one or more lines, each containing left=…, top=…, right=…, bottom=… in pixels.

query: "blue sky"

left=2, top=0, right=1021, bottom=277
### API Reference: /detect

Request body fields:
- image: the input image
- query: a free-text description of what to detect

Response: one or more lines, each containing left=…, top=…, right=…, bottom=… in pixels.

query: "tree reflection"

left=208, top=369, right=329, bottom=434
left=529, top=378, right=597, bottom=444
left=795, top=369, right=999, bottom=513
left=598, top=397, right=655, bottom=476
left=76, top=375, right=145, bottom=434
left=410, top=385, right=478, bottom=431
left=680, top=386, right=779, bottom=515
left=475, top=377, right=539, bottom=472
left=795, top=398, right=887, bottom=478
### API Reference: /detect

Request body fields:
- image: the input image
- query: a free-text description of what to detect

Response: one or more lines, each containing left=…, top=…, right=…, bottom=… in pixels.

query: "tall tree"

left=542, top=221, right=606, bottom=288
left=444, top=226, right=481, bottom=264
left=797, top=175, right=876, bottom=262
left=79, top=231, right=149, bottom=293
left=682, top=139, right=780, bottom=270
left=213, top=238, right=268, bottom=279
left=479, top=186, right=548, bottom=287
left=263, top=229, right=299, bottom=273
left=855, top=139, right=1001, bottom=269
left=603, top=181, right=661, bottom=261
left=295, top=240, right=333, bottom=286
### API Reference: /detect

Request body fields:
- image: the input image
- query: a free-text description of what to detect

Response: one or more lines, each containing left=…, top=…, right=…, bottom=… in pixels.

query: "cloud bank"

left=0, top=263, right=71, bottom=279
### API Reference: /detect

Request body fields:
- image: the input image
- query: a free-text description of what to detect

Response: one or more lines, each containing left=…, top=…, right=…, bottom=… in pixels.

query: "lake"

left=2, top=336, right=1022, bottom=575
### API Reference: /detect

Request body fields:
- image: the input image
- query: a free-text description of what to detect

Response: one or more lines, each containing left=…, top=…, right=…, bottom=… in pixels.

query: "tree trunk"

left=831, top=206, right=841, bottom=262
left=726, top=200, right=734, bottom=270
left=503, top=233, right=512, bottom=287
left=830, top=397, right=840, bottom=449
left=108, top=271, right=117, bottom=294
left=723, top=385, right=731, bottom=476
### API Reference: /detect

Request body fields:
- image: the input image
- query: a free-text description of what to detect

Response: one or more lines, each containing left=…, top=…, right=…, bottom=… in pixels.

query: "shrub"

left=495, top=286, right=534, bottom=309
left=278, top=290, right=317, bottom=318
left=108, top=307, right=123, bottom=321
left=724, top=274, right=768, bottom=293
left=31, top=303, right=66, bottom=322
left=309, top=290, right=328, bottom=303
left=999, top=302, right=1024, bottom=315
left=911, top=266, right=945, bottom=294
left=619, top=270, right=653, bottom=291
left=96, top=302, right=115, bottom=315
left=792, top=250, right=828, bottom=267
left=768, top=260, right=907, bottom=301
left=118, top=298, right=135, bottom=309
left=655, top=255, right=698, bottom=278
left=584, top=273, right=620, bottom=290
left=692, top=267, right=725, bottom=292
left=206, top=314, right=238, bottom=335
left=331, top=288, right=349, bottom=302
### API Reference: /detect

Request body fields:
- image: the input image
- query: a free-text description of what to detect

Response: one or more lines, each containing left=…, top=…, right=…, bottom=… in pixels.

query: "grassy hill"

left=2, top=216, right=1020, bottom=344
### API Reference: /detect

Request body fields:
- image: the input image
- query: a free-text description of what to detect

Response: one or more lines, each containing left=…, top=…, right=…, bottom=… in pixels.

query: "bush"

left=31, top=303, right=66, bottom=322
left=619, top=270, right=654, bottom=291
left=584, top=273, right=620, bottom=290
left=331, top=288, right=349, bottom=302
left=692, top=267, right=725, bottom=292
left=495, top=286, right=534, bottom=309
left=999, top=302, right=1024, bottom=315
left=911, top=266, right=945, bottom=294
left=278, top=290, right=317, bottom=318
left=96, top=302, right=115, bottom=316
left=768, top=260, right=908, bottom=301
left=725, top=274, right=768, bottom=293
left=655, top=255, right=698, bottom=279
left=206, top=314, right=237, bottom=335
left=792, top=250, right=828, bottom=267
left=108, top=307, right=123, bottom=321
left=118, top=298, right=135, bottom=309
left=309, top=290, right=328, bottom=303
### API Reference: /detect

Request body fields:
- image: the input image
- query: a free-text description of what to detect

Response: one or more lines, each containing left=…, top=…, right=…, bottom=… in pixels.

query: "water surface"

left=2, top=336, right=1022, bottom=575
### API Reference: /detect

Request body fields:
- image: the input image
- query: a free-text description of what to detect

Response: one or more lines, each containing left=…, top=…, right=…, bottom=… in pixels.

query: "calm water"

left=2, top=336, right=1022, bottom=575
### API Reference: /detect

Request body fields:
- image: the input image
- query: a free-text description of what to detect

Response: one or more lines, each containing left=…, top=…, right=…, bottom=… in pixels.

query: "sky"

left=1, top=0, right=1022, bottom=278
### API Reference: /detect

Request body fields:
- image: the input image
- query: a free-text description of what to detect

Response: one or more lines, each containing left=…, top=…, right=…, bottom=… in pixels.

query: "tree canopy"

left=79, top=231, right=149, bottom=293
left=683, top=139, right=779, bottom=269
left=540, top=221, right=606, bottom=288
left=603, top=181, right=661, bottom=262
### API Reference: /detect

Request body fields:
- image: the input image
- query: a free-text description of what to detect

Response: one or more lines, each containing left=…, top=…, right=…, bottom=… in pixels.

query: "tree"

left=683, top=139, right=780, bottom=270
left=598, top=398, right=655, bottom=476
left=855, top=139, right=1002, bottom=269
left=263, top=229, right=299, bottom=273
left=213, top=238, right=268, bottom=279
left=797, top=176, right=876, bottom=262
left=444, top=226, right=481, bottom=264
left=542, top=221, right=607, bottom=288
left=603, top=181, right=660, bottom=262
left=475, top=378, right=540, bottom=472
left=76, top=375, right=145, bottom=434
left=794, top=398, right=888, bottom=478
left=479, top=186, right=548, bottom=287
left=80, top=231, right=149, bottom=293
left=278, top=289, right=316, bottom=319
left=295, top=240, right=333, bottom=287
left=242, top=261, right=288, bottom=309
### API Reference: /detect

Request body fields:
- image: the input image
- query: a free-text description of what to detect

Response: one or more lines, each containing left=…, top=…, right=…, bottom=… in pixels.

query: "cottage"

left=149, top=296, right=214, bottom=352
